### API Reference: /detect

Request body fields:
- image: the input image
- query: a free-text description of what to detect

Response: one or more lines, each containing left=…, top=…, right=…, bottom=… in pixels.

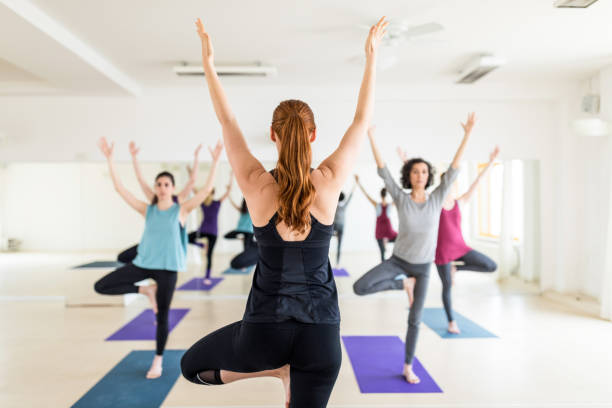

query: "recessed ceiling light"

left=554, top=0, right=599, bottom=8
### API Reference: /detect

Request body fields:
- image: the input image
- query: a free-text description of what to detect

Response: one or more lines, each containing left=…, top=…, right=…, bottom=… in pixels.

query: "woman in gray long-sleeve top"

left=353, top=114, right=475, bottom=384
left=333, top=183, right=356, bottom=265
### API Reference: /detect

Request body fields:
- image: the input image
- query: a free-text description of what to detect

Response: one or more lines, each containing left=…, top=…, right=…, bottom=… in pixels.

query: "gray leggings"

left=353, top=255, right=430, bottom=364
left=436, top=249, right=497, bottom=322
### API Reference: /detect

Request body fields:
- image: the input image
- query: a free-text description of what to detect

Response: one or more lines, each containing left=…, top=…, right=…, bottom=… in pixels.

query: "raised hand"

left=98, top=137, right=114, bottom=159
left=208, top=139, right=224, bottom=162
left=367, top=125, right=377, bottom=139
left=396, top=146, right=408, bottom=162
left=354, top=174, right=360, bottom=182
left=365, top=17, right=388, bottom=59
left=195, top=18, right=214, bottom=63
left=194, top=143, right=203, bottom=158
left=461, top=112, right=476, bottom=134
left=128, top=141, right=140, bottom=157
left=489, top=145, right=500, bottom=162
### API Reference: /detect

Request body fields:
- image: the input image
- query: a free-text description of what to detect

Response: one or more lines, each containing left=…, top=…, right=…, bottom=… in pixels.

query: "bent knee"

left=94, top=280, right=106, bottom=294
left=486, top=260, right=498, bottom=272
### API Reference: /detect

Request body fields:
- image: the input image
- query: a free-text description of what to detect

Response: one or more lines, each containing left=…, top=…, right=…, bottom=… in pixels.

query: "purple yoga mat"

left=177, top=277, right=223, bottom=291
left=106, top=308, right=189, bottom=341
left=342, top=335, right=442, bottom=393
left=333, top=268, right=350, bottom=277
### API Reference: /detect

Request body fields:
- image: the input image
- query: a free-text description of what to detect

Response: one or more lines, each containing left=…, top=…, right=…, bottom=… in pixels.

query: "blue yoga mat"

left=106, top=309, right=189, bottom=341
left=342, top=335, right=442, bottom=393
left=73, top=261, right=124, bottom=269
left=71, top=349, right=184, bottom=408
left=222, top=266, right=255, bottom=275
left=421, top=307, right=497, bottom=339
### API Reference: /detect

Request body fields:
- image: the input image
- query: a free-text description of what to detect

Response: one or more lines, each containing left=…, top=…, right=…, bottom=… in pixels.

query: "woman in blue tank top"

left=224, top=197, right=258, bottom=271
left=94, top=138, right=223, bottom=379
left=181, top=16, right=388, bottom=408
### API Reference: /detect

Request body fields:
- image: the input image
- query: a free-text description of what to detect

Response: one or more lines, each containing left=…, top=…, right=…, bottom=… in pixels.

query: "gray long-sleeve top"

left=333, top=190, right=354, bottom=227
left=377, top=165, right=459, bottom=264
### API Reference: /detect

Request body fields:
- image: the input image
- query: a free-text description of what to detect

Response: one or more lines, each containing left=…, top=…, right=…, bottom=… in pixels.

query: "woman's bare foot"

left=448, top=320, right=461, bottom=334
left=276, top=364, right=291, bottom=408
left=451, top=264, right=457, bottom=286
left=203, top=278, right=212, bottom=285
left=146, top=355, right=163, bottom=379
left=403, top=277, right=416, bottom=307
left=139, top=284, right=158, bottom=314
left=403, top=363, right=420, bottom=384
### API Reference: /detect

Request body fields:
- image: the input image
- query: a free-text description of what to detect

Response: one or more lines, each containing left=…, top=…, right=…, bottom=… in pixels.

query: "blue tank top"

left=133, top=203, right=187, bottom=271
left=236, top=212, right=254, bottom=233
left=243, top=213, right=340, bottom=324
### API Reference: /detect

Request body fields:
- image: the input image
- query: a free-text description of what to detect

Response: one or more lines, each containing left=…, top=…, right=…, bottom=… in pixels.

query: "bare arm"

left=458, top=146, right=500, bottom=205
left=450, top=112, right=476, bottom=169
left=100, top=138, right=148, bottom=216
left=228, top=195, right=241, bottom=211
left=129, top=141, right=154, bottom=202
left=367, top=126, right=385, bottom=169
left=195, top=19, right=268, bottom=197
left=177, top=144, right=202, bottom=202
left=317, top=17, right=388, bottom=190
left=180, top=141, right=223, bottom=221
left=396, top=146, right=409, bottom=163
left=218, top=176, right=232, bottom=202
left=354, top=175, right=377, bottom=207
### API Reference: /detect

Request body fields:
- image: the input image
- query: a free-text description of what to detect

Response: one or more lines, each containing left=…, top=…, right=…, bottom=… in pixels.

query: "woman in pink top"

left=354, top=174, right=398, bottom=261
left=435, top=146, right=500, bottom=334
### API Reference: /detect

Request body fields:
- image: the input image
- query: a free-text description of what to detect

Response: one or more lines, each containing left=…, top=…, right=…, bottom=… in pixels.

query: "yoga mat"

left=71, top=349, right=184, bottom=408
left=342, top=335, right=442, bottom=393
left=422, top=308, right=497, bottom=339
left=222, top=266, right=255, bottom=275
left=177, top=277, right=223, bottom=291
left=333, top=268, right=349, bottom=277
left=106, top=309, right=189, bottom=341
left=73, top=261, right=124, bottom=269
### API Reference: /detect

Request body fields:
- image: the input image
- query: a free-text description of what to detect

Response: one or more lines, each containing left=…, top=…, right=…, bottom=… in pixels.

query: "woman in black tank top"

left=181, top=16, right=388, bottom=408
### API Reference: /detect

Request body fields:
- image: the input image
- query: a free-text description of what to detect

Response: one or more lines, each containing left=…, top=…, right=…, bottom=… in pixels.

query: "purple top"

left=435, top=200, right=471, bottom=265
left=198, top=200, right=221, bottom=235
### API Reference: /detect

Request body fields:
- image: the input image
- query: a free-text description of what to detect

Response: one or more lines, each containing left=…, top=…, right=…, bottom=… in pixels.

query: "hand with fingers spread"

left=365, top=16, right=388, bottom=58
left=461, top=112, right=476, bottom=135
left=208, top=140, right=224, bottom=162
left=396, top=146, right=408, bottom=163
left=195, top=18, right=214, bottom=64
left=98, top=137, right=115, bottom=159
left=129, top=141, right=140, bottom=157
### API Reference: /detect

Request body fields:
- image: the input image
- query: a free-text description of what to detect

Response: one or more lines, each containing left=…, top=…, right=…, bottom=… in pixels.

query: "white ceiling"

left=1, top=0, right=612, bottom=96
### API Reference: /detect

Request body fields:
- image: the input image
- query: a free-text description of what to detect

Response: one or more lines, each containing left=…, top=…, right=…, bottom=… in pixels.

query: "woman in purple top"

left=116, top=141, right=203, bottom=263
left=188, top=179, right=232, bottom=284
left=435, top=146, right=499, bottom=334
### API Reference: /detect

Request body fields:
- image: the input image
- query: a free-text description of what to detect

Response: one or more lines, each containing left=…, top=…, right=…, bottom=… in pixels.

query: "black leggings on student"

left=94, top=264, right=177, bottom=355
left=436, top=249, right=497, bottom=322
left=224, top=231, right=259, bottom=269
left=187, top=231, right=217, bottom=278
left=181, top=320, right=341, bottom=408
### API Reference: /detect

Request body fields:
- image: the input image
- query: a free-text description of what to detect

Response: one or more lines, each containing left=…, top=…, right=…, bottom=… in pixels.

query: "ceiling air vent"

left=456, top=55, right=506, bottom=84
left=553, top=0, right=599, bottom=8
left=173, top=64, right=277, bottom=77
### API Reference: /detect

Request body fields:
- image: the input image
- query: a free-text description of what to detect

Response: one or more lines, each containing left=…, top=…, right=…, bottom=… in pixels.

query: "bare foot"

left=203, top=278, right=212, bottom=285
left=139, top=284, right=158, bottom=314
left=403, top=363, right=420, bottom=384
left=451, top=264, right=457, bottom=286
left=276, top=364, right=291, bottom=408
left=146, top=355, right=163, bottom=379
left=448, top=320, right=461, bottom=334
left=403, top=277, right=416, bottom=307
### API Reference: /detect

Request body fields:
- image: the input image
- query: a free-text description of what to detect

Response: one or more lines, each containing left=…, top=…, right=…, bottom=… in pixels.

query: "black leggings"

left=181, top=320, right=341, bottom=408
left=376, top=236, right=397, bottom=262
left=94, top=263, right=177, bottom=355
left=225, top=231, right=259, bottom=269
left=436, top=249, right=497, bottom=322
left=187, top=231, right=217, bottom=278
left=333, top=224, right=344, bottom=264
left=117, top=233, right=201, bottom=264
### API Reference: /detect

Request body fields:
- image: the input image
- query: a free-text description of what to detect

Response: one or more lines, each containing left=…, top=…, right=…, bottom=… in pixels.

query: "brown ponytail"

left=271, top=100, right=316, bottom=234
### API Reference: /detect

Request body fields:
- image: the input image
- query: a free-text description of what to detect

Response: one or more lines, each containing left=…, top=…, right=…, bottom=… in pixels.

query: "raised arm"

left=396, top=146, right=409, bottom=163
left=177, top=144, right=202, bottom=202
left=129, top=141, right=154, bottom=202
left=367, top=126, right=385, bottom=169
left=317, top=17, right=388, bottom=189
left=99, top=138, right=147, bottom=216
left=228, top=195, right=241, bottom=211
left=458, top=146, right=499, bottom=205
left=450, top=112, right=476, bottom=169
left=354, top=175, right=377, bottom=207
left=218, top=175, right=232, bottom=202
left=195, top=19, right=268, bottom=196
left=179, top=141, right=223, bottom=222
left=344, top=182, right=357, bottom=205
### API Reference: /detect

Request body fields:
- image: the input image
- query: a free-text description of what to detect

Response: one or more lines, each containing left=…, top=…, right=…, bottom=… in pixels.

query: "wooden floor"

left=1, top=251, right=611, bottom=407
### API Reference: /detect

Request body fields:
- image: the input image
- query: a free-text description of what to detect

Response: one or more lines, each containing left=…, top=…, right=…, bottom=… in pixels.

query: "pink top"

left=435, top=200, right=471, bottom=265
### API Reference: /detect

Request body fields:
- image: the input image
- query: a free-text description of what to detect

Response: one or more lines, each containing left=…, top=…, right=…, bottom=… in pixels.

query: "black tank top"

left=242, top=212, right=340, bottom=324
